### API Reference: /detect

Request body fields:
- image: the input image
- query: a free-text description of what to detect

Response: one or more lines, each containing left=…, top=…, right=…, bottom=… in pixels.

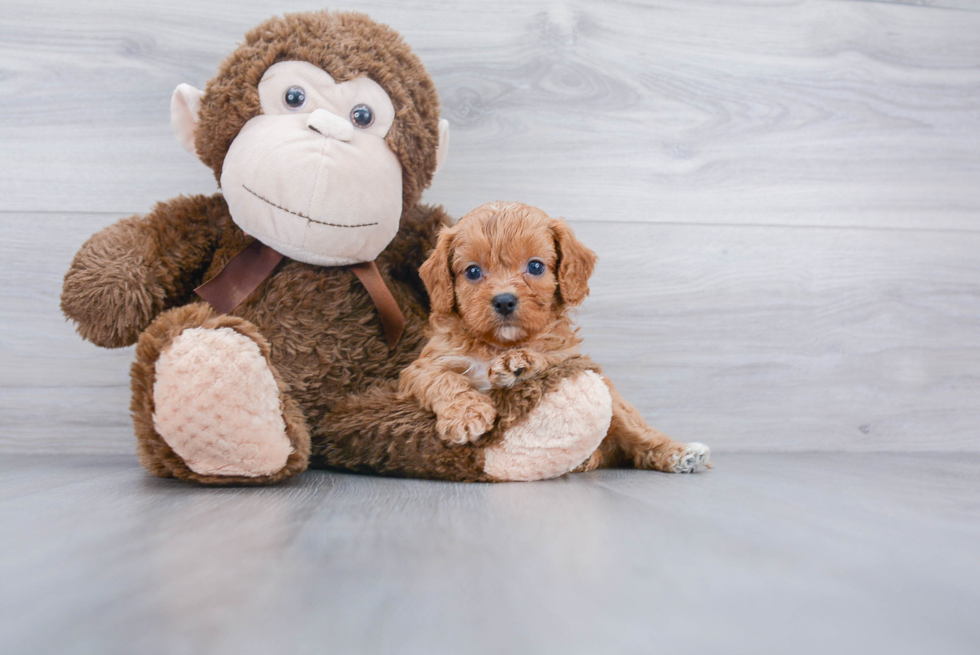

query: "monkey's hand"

left=61, top=195, right=222, bottom=349
left=489, top=349, right=548, bottom=388
left=61, top=217, right=169, bottom=349
left=433, top=392, right=497, bottom=445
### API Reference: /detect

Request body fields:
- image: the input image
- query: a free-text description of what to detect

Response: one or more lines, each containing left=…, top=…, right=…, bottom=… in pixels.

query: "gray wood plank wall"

left=2, top=0, right=978, bottom=454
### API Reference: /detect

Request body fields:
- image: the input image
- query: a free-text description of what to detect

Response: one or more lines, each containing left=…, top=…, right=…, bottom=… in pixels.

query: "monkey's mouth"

left=242, top=185, right=378, bottom=229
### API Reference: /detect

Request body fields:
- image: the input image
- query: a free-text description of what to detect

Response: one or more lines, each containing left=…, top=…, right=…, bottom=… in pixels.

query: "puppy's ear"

left=419, top=226, right=457, bottom=315
left=553, top=219, right=597, bottom=307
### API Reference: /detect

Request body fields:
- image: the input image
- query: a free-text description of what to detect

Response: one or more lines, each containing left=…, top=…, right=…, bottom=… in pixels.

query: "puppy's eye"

left=350, top=104, right=374, bottom=128
left=527, top=260, right=545, bottom=276
left=284, top=86, right=306, bottom=110
left=464, top=265, right=483, bottom=281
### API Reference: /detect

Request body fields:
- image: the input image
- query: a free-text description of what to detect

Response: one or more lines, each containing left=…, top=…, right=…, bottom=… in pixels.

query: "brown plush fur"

left=400, top=202, right=705, bottom=472
left=311, top=356, right=605, bottom=481
left=61, top=11, right=601, bottom=485
left=195, top=11, right=441, bottom=212
left=61, top=194, right=227, bottom=349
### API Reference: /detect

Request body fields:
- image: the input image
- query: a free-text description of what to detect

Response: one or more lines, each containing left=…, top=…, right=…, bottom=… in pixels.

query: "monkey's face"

left=219, top=61, right=403, bottom=266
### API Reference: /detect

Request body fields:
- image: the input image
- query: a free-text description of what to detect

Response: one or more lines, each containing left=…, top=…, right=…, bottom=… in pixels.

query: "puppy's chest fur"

left=460, top=356, right=492, bottom=392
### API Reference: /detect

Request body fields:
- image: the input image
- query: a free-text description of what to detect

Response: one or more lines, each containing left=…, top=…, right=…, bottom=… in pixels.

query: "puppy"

left=398, top=201, right=710, bottom=474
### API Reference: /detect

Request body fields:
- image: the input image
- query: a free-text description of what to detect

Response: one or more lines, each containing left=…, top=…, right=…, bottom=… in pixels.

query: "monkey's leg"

left=596, top=379, right=710, bottom=474
left=310, top=384, right=490, bottom=481
left=481, top=369, right=612, bottom=481
left=310, top=358, right=613, bottom=482
left=131, top=303, right=311, bottom=485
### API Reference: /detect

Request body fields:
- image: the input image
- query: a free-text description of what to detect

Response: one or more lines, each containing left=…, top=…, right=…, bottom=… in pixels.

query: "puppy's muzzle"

left=492, top=293, right=518, bottom=317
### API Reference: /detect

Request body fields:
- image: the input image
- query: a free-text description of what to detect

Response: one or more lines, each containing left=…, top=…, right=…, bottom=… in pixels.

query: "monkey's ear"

left=434, top=119, right=450, bottom=173
left=553, top=219, right=597, bottom=307
left=170, top=83, right=205, bottom=155
left=419, top=226, right=456, bottom=315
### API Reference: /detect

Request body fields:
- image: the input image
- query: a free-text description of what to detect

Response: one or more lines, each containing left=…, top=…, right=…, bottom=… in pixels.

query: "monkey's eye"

left=350, top=104, right=374, bottom=128
left=284, top=86, right=306, bottom=110
left=464, top=265, right=483, bottom=281
left=527, top=260, right=545, bottom=276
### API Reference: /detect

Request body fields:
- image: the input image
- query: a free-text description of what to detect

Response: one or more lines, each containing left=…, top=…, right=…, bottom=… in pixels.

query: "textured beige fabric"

left=484, top=371, right=613, bottom=481
left=153, top=327, right=292, bottom=477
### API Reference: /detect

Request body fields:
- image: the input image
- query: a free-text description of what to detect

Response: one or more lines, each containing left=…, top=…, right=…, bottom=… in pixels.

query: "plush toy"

left=60, top=10, right=613, bottom=484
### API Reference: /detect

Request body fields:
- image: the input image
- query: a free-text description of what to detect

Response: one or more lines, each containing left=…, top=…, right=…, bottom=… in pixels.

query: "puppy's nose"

left=492, top=293, right=519, bottom=316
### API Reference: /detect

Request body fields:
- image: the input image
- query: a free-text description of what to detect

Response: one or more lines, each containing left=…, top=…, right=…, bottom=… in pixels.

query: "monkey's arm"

left=61, top=194, right=224, bottom=348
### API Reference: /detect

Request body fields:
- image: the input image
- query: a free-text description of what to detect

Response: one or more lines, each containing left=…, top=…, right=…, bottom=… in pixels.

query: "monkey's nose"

left=306, top=108, right=353, bottom=142
left=492, top=293, right=519, bottom=316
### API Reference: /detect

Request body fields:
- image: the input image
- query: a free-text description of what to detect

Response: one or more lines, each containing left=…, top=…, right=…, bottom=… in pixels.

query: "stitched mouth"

left=242, top=185, right=378, bottom=228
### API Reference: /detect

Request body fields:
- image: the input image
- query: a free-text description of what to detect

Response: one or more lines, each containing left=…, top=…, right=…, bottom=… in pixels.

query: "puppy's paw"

left=435, top=393, right=497, bottom=444
left=636, top=441, right=711, bottom=473
left=489, top=350, right=545, bottom=388
left=670, top=442, right=711, bottom=473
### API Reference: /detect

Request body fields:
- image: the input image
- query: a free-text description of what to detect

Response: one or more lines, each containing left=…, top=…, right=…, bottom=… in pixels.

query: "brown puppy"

left=399, top=202, right=711, bottom=474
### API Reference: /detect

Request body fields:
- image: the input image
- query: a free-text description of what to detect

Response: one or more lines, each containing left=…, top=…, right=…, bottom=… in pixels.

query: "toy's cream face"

left=218, top=61, right=403, bottom=266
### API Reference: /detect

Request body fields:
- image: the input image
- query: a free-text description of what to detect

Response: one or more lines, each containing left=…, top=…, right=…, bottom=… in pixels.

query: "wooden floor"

left=1, top=453, right=978, bottom=655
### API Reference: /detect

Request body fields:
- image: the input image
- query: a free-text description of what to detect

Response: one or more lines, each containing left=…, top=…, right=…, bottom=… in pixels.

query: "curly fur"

left=400, top=202, right=596, bottom=444
left=400, top=202, right=712, bottom=473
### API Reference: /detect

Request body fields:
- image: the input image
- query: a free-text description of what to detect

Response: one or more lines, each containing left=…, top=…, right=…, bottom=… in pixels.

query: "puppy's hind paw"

left=671, top=442, right=711, bottom=473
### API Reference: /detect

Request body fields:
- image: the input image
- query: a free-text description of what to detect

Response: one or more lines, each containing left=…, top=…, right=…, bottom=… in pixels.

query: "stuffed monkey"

left=60, top=10, right=613, bottom=484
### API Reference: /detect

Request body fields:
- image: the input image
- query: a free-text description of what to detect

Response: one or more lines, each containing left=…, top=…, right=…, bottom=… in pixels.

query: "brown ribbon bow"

left=195, top=240, right=406, bottom=350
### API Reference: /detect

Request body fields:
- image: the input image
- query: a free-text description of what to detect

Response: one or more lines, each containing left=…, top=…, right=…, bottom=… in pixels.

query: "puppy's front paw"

left=435, top=393, right=497, bottom=444
left=489, top=350, right=544, bottom=388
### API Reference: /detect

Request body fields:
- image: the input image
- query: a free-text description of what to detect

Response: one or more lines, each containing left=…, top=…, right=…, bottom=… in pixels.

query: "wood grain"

left=574, top=220, right=980, bottom=452
left=854, top=1, right=980, bottom=10
left=1, top=0, right=978, bottom=456
left=1, top=0, right=978, bottom=230
left=3, top=211, right=978, bottom=453
left=1, top=453, right=978, bottom=655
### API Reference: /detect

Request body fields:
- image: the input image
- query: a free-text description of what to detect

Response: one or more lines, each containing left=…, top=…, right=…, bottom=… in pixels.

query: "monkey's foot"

left=152, top=326, right=293, bottom=477
left=483, top=370, right=613, bottom=481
